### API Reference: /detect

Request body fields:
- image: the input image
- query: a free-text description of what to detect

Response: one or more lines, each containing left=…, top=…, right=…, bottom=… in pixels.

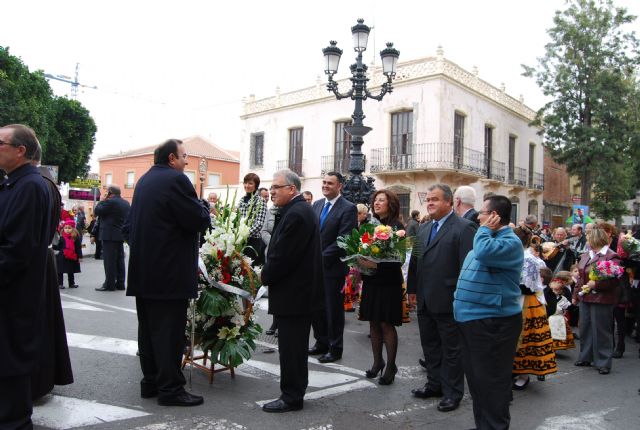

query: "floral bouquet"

left=186, top=190, right=262, bottom=368
left=337, top=224, right=409, bottom=274
left=579, top=260, right=624, bottom=296
left=617, top=233, right=640, bottom=262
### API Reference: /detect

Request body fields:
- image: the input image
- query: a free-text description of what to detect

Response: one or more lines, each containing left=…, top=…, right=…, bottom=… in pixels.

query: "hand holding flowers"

left=338, top=224, right=410, bottom=274
left=579, top=260, right=623, bottom=296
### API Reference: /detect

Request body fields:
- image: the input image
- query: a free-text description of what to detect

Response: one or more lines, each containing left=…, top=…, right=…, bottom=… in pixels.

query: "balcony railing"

left=320, top=155, right=366, bottom=176
left=508, top=166, right=527, bottom=187
left=369, top=142, right=486, bottom=176
left=276, top=159, right=303, bottom=176
left=531, top=172, right=544, bottom=190
left=486, top=159, right=506, bottom=182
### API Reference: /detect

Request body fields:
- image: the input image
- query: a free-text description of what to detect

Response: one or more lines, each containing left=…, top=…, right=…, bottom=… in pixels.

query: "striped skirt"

left=513, top=295, right=558, bottom=375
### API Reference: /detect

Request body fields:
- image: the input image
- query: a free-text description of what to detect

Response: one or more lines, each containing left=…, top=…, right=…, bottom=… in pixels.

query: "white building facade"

left=240, top=51, right=543, bottom=223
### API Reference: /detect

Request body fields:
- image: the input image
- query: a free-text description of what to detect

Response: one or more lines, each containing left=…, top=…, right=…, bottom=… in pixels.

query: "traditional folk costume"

left=548, top=293, right=576, bottom=351
left=513, top=249, right=557, bottom=380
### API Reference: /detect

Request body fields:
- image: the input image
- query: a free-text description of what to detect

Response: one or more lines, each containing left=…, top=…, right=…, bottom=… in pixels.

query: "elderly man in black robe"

left=0, top=124, right=53, bottom=429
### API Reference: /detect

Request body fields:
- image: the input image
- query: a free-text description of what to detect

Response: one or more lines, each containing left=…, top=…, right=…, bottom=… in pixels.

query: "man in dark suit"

left=0, top=124, right=53, bottom=429
left=408, top=183, right=476, bottom=412
left=126, top=139, right=211, bottom=407
left=94, top=185, right=131, bottom=291
left=454, top=185, right=479, bottom=226
left=261, top=169, right=324, bottom=412
left=308, top=172, right=358, bottom=363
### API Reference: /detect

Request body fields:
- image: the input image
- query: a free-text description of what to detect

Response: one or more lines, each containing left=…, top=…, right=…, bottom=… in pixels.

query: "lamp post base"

left=342, top=173, right=376, bottom=206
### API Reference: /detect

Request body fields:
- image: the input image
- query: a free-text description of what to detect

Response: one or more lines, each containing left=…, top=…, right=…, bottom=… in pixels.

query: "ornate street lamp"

left=322, top=18, right=399, bottom=205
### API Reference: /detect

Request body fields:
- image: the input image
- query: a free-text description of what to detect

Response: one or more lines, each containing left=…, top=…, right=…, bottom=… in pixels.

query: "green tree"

left=523, top=0, right=640, bottom=220
left=0, top=46, right=97, bottom=182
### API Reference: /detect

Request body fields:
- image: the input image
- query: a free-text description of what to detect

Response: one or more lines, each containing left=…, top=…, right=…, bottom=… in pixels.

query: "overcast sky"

left=2, top=0, right=638, bottom=171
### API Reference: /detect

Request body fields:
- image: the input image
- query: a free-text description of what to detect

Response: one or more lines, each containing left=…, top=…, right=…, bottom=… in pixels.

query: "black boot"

left=613, top=338, right=625, bottom=359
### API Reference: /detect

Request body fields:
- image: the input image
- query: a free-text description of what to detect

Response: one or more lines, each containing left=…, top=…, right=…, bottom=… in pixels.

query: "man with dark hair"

left=454, top=194, right=524, bottom=430
left=302, top=191, right=313, bottom=205
left=94, top=185, right=131, bottom=291
left=408, top=183, right=476, bottom=412
left=261, top=169, right=324, bottom=412
left=126, top=138, right=210, bottom=407
left=406, top=210, right=420, bottom=237
left=309, top=172, right=358, bottom=363
left=0, top=124, right=53, bottom=429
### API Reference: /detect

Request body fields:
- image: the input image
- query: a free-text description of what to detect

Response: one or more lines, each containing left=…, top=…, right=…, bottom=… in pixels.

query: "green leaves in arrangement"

left=197, top=288, right=233, bottom=317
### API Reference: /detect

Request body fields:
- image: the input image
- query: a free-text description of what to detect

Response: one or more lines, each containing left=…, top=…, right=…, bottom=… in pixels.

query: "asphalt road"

left=33, top=241, right=640, bottom=430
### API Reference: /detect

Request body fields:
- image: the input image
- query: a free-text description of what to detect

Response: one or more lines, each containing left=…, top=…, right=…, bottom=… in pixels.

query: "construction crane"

left=44, top=63, right=97, bottom=99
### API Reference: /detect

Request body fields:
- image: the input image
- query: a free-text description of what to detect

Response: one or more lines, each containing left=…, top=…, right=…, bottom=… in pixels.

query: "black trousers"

left=57, top=272, right=75, bottom=287
left=417, top=308, right=464, bottom=400
left=277, top=315, right=312, bottom=404
left=94, top=238, right=102, bottom=259
left=136, top=298, right=188, bottom=398
left=321, top=275, right=345, bottom=354
left=0, top=375, right=33, bottom=430
left=458, top=313, right=522, bottom=430
left=102, top=240, right=125, bottom=290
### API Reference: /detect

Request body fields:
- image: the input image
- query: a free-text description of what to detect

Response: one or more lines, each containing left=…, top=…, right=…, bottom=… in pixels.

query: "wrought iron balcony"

left=276, top=159, right=304, bottom=177
left=486, top=159, right=506, bottom=182
left=508, top=166, right=527, bottom=187
left=369, top=142, right=486, bottom=176
left=530, top=172, right=544, bottom=190
left=320, top=155, right=366, bottom=176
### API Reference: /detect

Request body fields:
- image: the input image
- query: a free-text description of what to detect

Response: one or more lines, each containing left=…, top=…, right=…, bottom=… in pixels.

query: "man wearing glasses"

left=0, top=124, right=53, bottom=429
left=126, top=139, right=211, bottom=407
left=260, top=169, right=323, bottom=413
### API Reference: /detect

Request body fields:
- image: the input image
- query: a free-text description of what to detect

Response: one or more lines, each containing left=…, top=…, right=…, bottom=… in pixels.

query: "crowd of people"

left=2, top=123, right=640, bottom=429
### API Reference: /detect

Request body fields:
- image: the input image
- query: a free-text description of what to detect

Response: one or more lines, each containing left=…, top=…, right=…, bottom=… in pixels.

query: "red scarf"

left=62, top=233, right=78, bottom=261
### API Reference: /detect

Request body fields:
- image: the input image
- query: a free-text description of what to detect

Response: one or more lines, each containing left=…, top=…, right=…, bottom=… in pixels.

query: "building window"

left=105, top=173, right=112, bottom=186
left=184, top=171, right=196, bottom=186
left=454, top=112, right=465, bottom=169
left=528, top=143, right=535, bottom=187
left=250, top=133, right=264, bottom=168
left=484, top=125, right=493, bottom=178
left=125, top=171, right=135, bottom=188
left=334, top=121, right=352, bottom=172
left=390, top=111, right=413, bottom=168
left=208, top=173, right=221, bottom=186
left=397, top=192, right=410, bottom=225
left=508, top=135, right=516, bottom=182
left=289, top=128, right=303, bottom=176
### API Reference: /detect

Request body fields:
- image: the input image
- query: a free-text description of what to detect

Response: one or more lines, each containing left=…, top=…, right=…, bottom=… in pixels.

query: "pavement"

left=33, top=238, right=640, bottom=429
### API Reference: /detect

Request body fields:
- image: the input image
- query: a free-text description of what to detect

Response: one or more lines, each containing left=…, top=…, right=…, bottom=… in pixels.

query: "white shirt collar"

left=588, top=244, right=609, bottom=260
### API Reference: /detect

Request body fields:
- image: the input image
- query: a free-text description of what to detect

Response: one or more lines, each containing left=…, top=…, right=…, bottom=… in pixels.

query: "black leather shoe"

left=612, top=349, right=624, bottom=359
left=262, top=398, right=303, bottom=413
left=318, top=352, right=342, bottom=363
left=412, top=385, right=443, bottom=398
left=308, top=345, right=329, bottom=355
left=95, top=287, right=115, bottom=291
left=418, top=358, right=427, bottom=369
left=265, top=329, right=276, bottom=336
left=69, top=284, right=79, bottom=289
left=116, top=286, right=126, bottom=291
left=597, top=367, right=610, bottom=375
left=437, top=397, right=460, bottom=412
left=574, top=360, right=592, bottom=367
left=157, top=391, right=204, bottom=406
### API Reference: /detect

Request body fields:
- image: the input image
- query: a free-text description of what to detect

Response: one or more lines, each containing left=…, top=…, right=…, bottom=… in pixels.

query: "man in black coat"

left=0, top=124, right=53, bottom=429
left=261, top=169, right=324, bottom=413
left=407, top=184, right=476, bottom=413
left=309, top=172, right=357, bottom=363
left=94, top=185, right=131, bottom=291
left=126, top=139, right=211, bottom=407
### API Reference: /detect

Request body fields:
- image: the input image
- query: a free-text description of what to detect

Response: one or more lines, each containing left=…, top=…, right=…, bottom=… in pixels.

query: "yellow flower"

left=371, top=245, right=380, bottom=255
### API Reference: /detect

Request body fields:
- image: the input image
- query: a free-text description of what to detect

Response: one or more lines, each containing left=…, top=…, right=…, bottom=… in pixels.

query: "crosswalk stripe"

left=255, top=379, right=376, bottom=406
left=60, top=293, right=137, bottom=314
left=32, top=394, right=149, bottom=429
left=67, top=332, right=138, bottom=356
left=61, top=301, right=113, bottom=312
left=242, top=359, right=359, bottom=388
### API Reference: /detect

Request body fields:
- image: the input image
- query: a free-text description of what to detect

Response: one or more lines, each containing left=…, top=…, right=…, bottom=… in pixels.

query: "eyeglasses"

left=478, top=210, right=492, bottom=215
left=269, top=184, right=293, bottom=191
left=0, top=139, right=19, bottom=147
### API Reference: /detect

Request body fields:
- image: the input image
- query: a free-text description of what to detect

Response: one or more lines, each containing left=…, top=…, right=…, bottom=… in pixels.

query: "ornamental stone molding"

left=241, top=55, right=537, bottom=122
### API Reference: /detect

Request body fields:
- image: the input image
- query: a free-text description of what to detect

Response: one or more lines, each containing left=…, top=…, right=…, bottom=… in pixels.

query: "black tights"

left=369, top=321, right=398, bottom=379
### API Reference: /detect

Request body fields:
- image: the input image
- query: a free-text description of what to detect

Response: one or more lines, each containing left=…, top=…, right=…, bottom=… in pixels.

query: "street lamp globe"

left=380, top=42, right=400, bottom=77
left=322, top=40, right=343, bottom=76
left=351, top=18, right=370, bottom=52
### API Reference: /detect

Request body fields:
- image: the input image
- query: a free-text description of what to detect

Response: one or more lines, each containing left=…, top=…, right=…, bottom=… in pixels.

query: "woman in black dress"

left=358, top=189, right=404, bottom=385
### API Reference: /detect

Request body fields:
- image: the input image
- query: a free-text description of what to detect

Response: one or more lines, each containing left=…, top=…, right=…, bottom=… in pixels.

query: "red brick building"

left=98, top=136, right=239, bottom=202
left=542, top=148, right=571, bottom=227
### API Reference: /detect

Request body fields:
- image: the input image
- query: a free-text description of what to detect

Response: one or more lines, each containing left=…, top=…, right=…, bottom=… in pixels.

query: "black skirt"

left=359, top=262, right=403, bottom=326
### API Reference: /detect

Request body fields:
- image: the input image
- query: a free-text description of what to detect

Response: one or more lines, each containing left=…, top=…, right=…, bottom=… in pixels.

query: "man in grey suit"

left=407, top=183, right=476, bottom=412
left=308, top=172, right=358, bottom=363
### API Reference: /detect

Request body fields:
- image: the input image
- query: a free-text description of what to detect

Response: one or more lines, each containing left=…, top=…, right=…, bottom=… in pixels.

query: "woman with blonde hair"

left=572, top=227, right=621, bottom=374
